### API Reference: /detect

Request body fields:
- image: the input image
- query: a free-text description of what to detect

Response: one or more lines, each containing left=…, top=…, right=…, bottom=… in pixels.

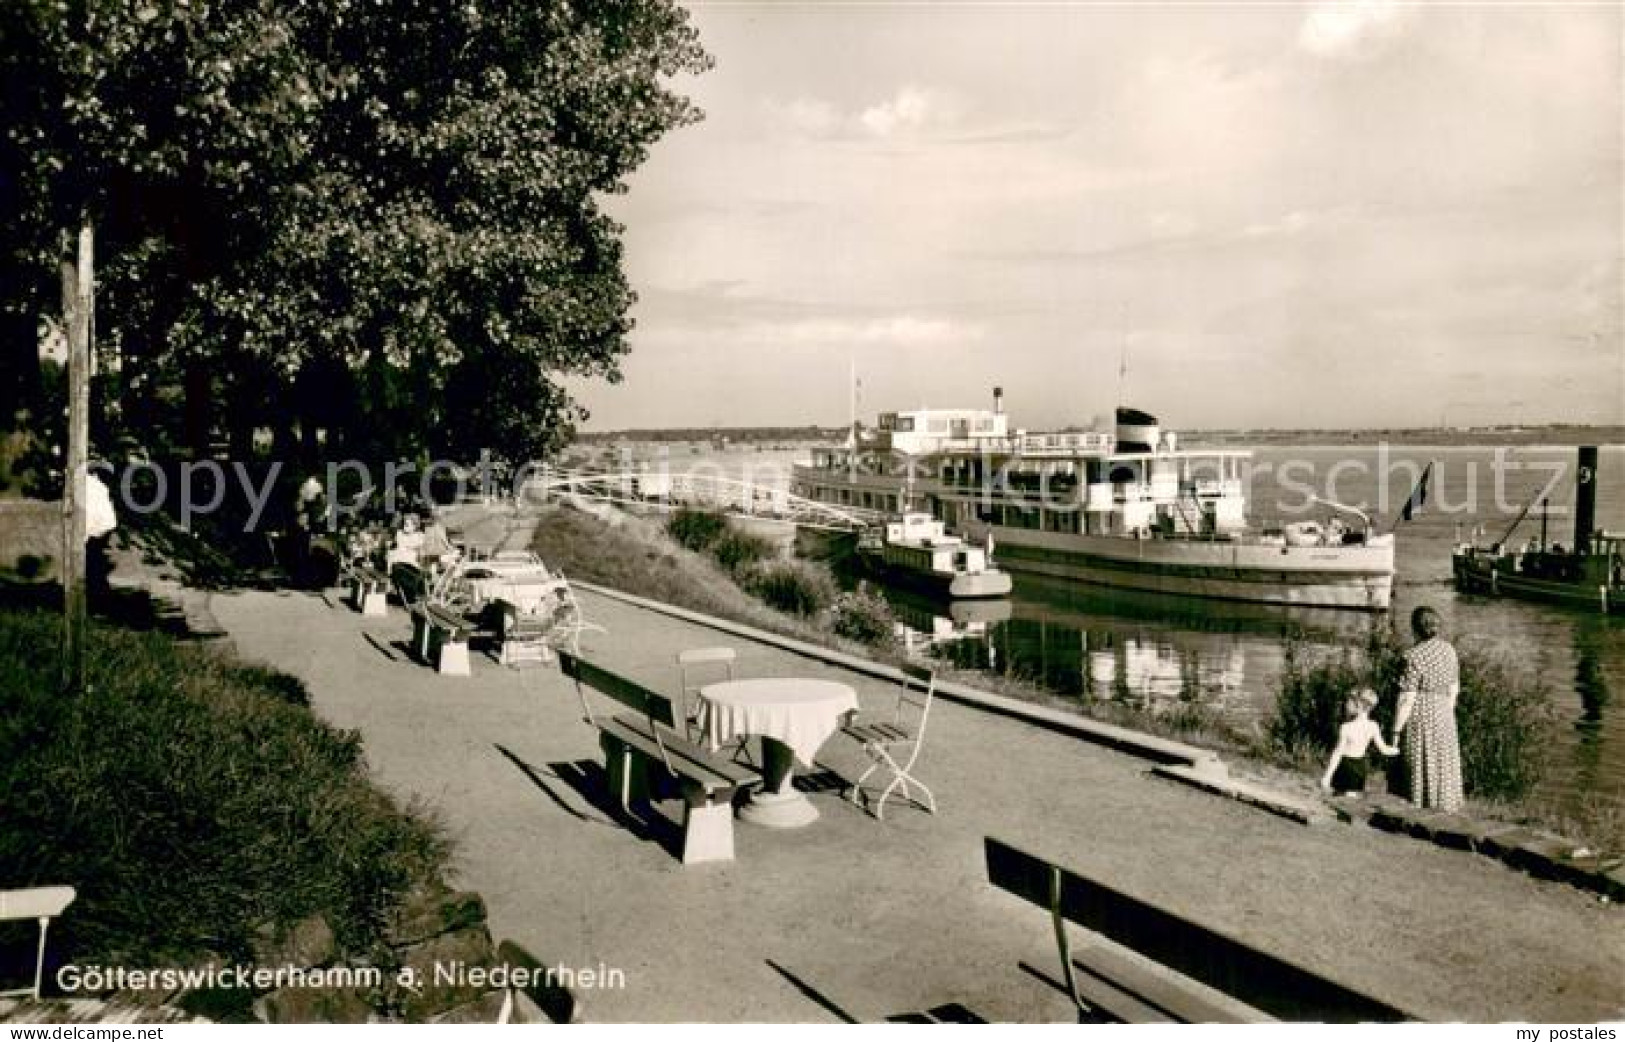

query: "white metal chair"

left=843, top=664, right=937, bottom=820
left=544, top=571, right=606, bottom=656
left=1, top=886, right=76, bottom=1001
left=676, top=647, right=752, bottom=764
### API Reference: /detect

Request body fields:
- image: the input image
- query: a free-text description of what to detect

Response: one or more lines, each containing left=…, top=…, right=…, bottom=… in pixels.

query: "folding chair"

left=545, top=571, right=606, bottom=657
left=676, top=647, right=752, bottom=765
left=1, top=886, right=76, bottom=1001
left=843, top=663, right=937, bottom=820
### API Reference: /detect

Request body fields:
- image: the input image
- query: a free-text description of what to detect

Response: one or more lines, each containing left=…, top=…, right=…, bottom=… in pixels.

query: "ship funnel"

left=1575, top=445, right=1598, bottom=554
left=1116, top=406, right=1160, bottom=454
left=993, top=386, right=1004, bottom=415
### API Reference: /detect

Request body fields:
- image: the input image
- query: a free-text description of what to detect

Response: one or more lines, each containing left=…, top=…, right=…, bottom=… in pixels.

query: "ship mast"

left=847, top=353, right=857, bottom=484
left=1116, top=302, right=1130, bottom=411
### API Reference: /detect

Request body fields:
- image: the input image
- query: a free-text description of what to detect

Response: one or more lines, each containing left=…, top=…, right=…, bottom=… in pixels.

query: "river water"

left=603, top=442, right=1625, bottom=825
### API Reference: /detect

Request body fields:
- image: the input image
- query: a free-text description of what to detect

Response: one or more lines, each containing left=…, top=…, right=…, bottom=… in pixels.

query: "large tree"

left=0, top=0, right=708, bottom=463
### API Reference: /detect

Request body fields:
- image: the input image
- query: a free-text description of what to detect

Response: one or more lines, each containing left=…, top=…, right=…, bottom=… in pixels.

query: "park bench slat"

left=598, top=717, right=750, bottom=797
left=422, top=604, right=475, bottom=638
left=562, top=654, right=677, bottom=730
left=493, top=940, right=582, bottom=1024
left=391, top=562, right=427, bottom=605
left=1062, top=953, right=1180, bottom=1024
left=1067, top=943, right=1260, bottom=1023
left=984, top=837, right=1410, bottom=1023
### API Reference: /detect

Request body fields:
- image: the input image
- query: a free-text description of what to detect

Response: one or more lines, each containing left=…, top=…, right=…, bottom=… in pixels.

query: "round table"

left=470, top=575, right=563, bottom=613
left=698, top=678, right=859, bottom=828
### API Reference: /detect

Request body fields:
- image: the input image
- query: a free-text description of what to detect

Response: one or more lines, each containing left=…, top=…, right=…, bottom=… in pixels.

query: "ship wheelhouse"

left=937, top=444, right=1251, bottom=542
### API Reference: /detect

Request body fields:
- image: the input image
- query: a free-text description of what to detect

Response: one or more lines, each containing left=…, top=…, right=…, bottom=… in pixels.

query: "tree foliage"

left=0, top=0, right=709, bottom=462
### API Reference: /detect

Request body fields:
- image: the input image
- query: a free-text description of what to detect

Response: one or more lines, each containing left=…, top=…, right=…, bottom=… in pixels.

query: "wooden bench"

left=983, top=837, right=1411, bottom=1023
left=348, top=564, right=391, bottom=617
left=411, top=603, right=476, bottom=676
left=391, top=561, right=427, bottom=607
left=559, top=651, right=760, bottom=864
left=492, top=940, right=585, bottom=1023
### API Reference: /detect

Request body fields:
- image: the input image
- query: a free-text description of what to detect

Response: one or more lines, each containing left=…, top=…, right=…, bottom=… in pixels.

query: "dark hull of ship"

left=855, top=548, right=1013, bottom=599
left=970, top=527, right=1394, bottom=611
left=1452, top=552, right=1622, bottom=614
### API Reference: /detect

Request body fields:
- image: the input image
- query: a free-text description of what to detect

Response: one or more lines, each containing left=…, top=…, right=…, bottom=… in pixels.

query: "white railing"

left=519, top=470, right=882, bottom=531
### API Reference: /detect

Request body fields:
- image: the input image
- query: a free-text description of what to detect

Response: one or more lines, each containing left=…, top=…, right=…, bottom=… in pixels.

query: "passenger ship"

left=791, top=390, right=1395, bottom=611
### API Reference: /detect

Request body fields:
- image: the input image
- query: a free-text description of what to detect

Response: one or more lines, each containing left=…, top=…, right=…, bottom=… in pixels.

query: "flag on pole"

left=1400, top=461, right=1434, bottom=522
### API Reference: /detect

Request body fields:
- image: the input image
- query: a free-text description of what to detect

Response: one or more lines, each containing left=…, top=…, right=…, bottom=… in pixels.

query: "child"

left=1321, top=688, right=1398, bottom=797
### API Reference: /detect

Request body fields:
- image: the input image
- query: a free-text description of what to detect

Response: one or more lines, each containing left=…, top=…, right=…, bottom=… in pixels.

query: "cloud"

left=760, top=85, right=962, bottom=140
left=1147, top=211, right=1200, bottom=238
left=744, top=315, right=982, bottom=346
left=1241, top=210, right=1316, bottom=238
left=636, top=310, right=984, bottom=350
left=763, top=97, right=841, bottom=138
left=858, top=85, right=952, bottom=137
left=1298, top=0, right=1415, bottom=59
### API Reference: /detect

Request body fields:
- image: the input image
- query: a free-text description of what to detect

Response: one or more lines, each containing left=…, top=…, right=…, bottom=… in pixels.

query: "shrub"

left=830, top=583, right=898, bottom=649
left=666, top=509, right=728, bottom=553
left=0, top=608, right=447, bottom=967
left=709, top=529, right=776, bottom=575
left=1267, top=641, right=1365, bottom=767
left=1267, top=625, right=1554, bottom=802
left=1454, top=645, right=1556, bottom=802
left=745, top=560, right=836, bottom=617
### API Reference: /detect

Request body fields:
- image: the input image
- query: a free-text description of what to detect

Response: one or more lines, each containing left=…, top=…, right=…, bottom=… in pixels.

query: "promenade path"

left=211, top=585, right=1623, bottom=1023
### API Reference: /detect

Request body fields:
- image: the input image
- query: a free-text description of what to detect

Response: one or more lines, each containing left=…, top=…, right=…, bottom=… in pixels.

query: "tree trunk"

left=183, top=358, right=212, bottom=458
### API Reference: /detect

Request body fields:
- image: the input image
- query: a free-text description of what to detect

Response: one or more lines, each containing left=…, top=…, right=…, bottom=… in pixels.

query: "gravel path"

left=212, top=584, right=1624, bottom=1023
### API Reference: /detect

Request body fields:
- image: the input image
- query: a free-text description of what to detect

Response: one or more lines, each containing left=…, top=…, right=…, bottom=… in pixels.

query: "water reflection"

left=886, top=590, right=1011, bottom=661
left=1575, top=621, right=1610, bottom=731
left=886, top=580, right=1261, bottom=722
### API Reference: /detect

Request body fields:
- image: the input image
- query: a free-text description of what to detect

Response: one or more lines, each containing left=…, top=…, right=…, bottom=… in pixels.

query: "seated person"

left=420, top=520, right=456, bottom=561
left=386, top=515, right=425, bottom=567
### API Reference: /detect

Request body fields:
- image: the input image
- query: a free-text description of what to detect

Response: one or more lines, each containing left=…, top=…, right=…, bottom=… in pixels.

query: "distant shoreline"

left=576, top=426, right=1625, bottom=448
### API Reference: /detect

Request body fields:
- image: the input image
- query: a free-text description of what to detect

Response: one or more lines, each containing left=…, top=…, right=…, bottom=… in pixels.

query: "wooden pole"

left=61, top=221, right=93, bottom=693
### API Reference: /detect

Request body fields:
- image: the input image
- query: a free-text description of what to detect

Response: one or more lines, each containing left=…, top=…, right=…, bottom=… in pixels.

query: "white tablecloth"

left=698, top=678, right=859, bottom=766
left=469, top=575, right=563, bottom=614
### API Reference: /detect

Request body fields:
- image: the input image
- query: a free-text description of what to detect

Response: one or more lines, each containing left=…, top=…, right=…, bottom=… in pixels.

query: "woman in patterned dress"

left=1390, top=606, right=1465, bottom=812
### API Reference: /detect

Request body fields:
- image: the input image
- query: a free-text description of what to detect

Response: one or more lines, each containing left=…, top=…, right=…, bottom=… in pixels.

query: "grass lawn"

left=0, top=605, right=448, bottom=974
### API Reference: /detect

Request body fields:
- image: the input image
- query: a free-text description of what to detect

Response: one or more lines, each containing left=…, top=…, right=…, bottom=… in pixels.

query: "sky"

left=572, top=0, right=1624, bottom=433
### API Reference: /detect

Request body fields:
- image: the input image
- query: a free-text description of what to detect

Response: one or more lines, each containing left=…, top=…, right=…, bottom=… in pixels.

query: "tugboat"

left=1453, top=446, right=1624, bottom=613
left=857, top=511, right=1013, bottom=599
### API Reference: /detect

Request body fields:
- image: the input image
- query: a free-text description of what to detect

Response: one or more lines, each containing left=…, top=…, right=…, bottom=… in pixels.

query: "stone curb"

left=107, top=564, right=235, bottom=653
left=1153, top=762, right=1332, bottom=826
left=575, top=580, right=1220, bottom=770
left=1356, top=796, right=1623, bottom=900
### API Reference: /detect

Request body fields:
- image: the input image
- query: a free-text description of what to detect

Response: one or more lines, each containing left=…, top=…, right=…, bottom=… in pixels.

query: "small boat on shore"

left=857, top=512, right=1013, bottom=599
left=1453, top=446, right=1624, bottom=613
